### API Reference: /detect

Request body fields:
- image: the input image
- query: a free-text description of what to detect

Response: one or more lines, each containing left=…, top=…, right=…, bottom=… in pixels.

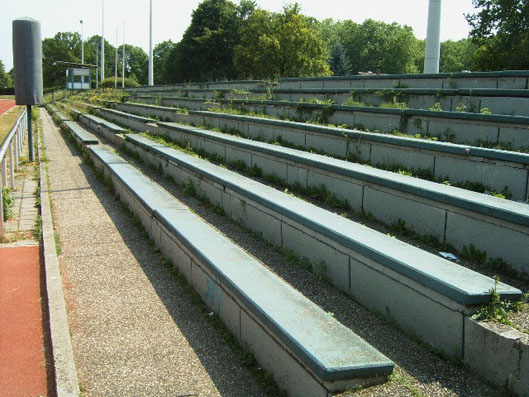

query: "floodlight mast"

left=122, top=22, right=125, bottom=88
left=424, top=0, right=442, bottom=74
left=114, top=27, right=118, bottom=89
left=148, top=0, right=153, bottom=85
left=101, top=0, right=105, bottom=82
left=80, top=20, right=84, bottom=64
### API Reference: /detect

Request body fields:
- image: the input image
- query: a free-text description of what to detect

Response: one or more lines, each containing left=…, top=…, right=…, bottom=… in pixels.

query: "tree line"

left=1, top=0, right=526, bottom=89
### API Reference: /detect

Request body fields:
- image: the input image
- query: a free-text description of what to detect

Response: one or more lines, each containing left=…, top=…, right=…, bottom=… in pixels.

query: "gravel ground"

left=111, top=133, right=506, bottom=397
left=42, top=110, right=269, bottom=396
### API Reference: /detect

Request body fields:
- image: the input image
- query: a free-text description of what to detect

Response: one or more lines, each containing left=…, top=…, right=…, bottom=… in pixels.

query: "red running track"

left=0, top=100, right=16, bottom=116
left=0, top=246, right=51, bottom=396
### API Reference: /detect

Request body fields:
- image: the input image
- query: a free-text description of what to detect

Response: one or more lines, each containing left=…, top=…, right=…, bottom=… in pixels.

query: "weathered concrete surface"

left=41, top=109, right=268, bottom=396
left=464, top=318, right=529, bottom=396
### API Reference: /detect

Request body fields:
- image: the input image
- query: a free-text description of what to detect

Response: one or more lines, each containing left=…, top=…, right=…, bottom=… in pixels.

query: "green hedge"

left=101, top=77, right=139, bottom=88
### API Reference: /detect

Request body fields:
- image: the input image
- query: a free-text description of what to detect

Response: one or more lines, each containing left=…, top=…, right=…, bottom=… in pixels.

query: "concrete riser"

left=349, top=92, right=529, bottom=117
left=156, top=123, right=529, bottom=274
left=464, top=318, right=529, bottom=396
left=122, top=138, right=474, bottom=359
left=88, top=149, right=390, bottom=397
left=277, top=76, right=529, bottom=90
left=142, top=90, right=529, bottom=117
left=113, top=102, right=529, bottom=203
left=145, top=97, right=529, bottom=150
left=101, top=107, right=529, bottom=275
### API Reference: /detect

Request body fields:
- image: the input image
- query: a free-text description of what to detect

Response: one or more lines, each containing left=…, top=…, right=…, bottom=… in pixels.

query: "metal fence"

left=0, top=108, right=28, bottom=238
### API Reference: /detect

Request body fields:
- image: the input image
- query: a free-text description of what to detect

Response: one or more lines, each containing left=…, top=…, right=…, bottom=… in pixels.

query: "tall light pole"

left=101, top=0, right=105, bottom=82
left=96, top=44, right=99, bottom=89
left=114, top=27, right=118, bottom=89
left=122, top=22, right=125, bottom=88
left=148, top=0, right=153, bottom=85
left=424, top=0, right=442, bottom=74
left=80, top=20, right=84, bottom=64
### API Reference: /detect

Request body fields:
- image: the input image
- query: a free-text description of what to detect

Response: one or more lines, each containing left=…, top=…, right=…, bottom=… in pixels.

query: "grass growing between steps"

left=136, top=131, right=529, bottom=295
left=473, top=276, right=529, bottom=327
left=130, top=102, right=520, bottom=200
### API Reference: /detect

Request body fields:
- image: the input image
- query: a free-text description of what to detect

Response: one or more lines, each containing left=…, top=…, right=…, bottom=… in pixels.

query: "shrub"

left=101, top=77, right=140, bottom=88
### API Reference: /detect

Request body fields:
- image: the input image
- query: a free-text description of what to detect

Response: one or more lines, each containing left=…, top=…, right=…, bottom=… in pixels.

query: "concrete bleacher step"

left=123, top=95, right=529, bottom=150
left=128, top=86, right=529, bottom=116
left=123, top=71, right=529, bottom=96
left=96, top=106, right=529, bottom=275
left=116, top=130, right=522, bottom=359
left=62, top=121, right=99, bottom=146
left=276, top=70, right=529, bottom=90
left=109, top=101, right=529, bottom=202
left=87, top=145, right=394, bottom=396
left=52, top=102, right=529, bottom=396
left=77, top=113, right=127, bottom=146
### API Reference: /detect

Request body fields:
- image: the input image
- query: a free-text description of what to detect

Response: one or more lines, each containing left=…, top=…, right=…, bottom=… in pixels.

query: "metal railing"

left=0, top=108, right=28, bottom=238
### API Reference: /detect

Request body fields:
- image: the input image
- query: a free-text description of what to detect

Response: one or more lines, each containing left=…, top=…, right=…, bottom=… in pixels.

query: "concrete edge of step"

left=39, top=110, right=81, bottom=397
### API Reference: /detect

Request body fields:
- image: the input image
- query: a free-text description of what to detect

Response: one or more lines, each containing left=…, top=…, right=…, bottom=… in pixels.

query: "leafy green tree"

left=85, top=35, right=118, bottom=86
left=42, top=32, right=81, bottom=87
left=341, top=19, right=421, bottom=74
left=237, top=0, right=256, bottom=20
left=153, top=40, right=176, bottom=84
left=121, top=44, right=148, bottom=85
left=0, top=60, right=13, bottom=89
left=466, top=0, right=529, bottom=69
left=329, top=42, right=352, bottom=76
left=175, top=0, right=241, bottom=82
left=439, top=39, right=478, bottom=72
left=234, top=4, right=331, bottom=79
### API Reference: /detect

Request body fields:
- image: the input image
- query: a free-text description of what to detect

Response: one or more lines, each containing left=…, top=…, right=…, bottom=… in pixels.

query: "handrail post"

left=8, top=141, right=14, bottom=189
left=28, top=105, right=34, bottom=161
left=1, top=158, right=6, bottom=187
left=14, top=133, right=19, bottom=171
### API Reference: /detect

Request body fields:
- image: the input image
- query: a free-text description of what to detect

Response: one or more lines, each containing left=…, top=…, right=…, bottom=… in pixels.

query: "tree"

left=121, top=44, right=148, bottom=85
left=440, top=39, right=477, bottom=72
left=466, top=0, right=529, bottom=69
left=176, top=0, right=241, bottom=82
left=329, top=42, right=352, bottom=76
left=153, top=40, right=176, bottom=84
left=0, top=60, right=13, bottom=89
left=42, top=32, right=81, bottom=88
left=234, top=4, right=331, bottom=79
left=340, top=19, right=421, bottom=74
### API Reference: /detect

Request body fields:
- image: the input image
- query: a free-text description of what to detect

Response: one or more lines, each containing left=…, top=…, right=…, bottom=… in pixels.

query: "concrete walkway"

left=41, top=109, right=266, bottom=395
left=4, top=175, right=39, bottom=238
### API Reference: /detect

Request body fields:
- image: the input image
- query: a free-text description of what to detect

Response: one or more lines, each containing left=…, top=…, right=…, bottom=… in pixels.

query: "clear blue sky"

left=1, top=0, right=476, bottom=70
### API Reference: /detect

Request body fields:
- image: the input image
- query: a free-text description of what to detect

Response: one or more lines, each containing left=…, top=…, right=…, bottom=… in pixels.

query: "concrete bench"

left=122, top=132, right=522, bottom=360
left=277, top=70, right=529, bottom=90
left=124, top=79, right=264, bottom=95
left=63, top=121, right=99, bottom=146
left=137, top=86, right=529, bottom=116
left=53, top=111, right=69, bottom=123
left=111, top=102, right=529, bottom=202
left=76, top=113, right=127, bottom=146
left=99, top=107, right=529, bottom=274
left=79, top=113, right=126, bottom=134
left=124, top=95, right=529, bottom=149
left=344, top=88, right=529, bottom=116
left=88, top=145, right=394, bottom=396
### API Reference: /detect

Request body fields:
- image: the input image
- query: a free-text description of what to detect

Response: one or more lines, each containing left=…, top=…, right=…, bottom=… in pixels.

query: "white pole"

left=424, top=0, right=442, bottom=74
left=96, top=45, right=99, bottom=89
left=122, top=21, right=125, bottom=88
left=80, top=20, right=84, bottom=64
left=115, top=27, right=118, bottom=89
left=148, top=0, right=153, bottom=85
left=101, top=0, right=105, bottom=82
